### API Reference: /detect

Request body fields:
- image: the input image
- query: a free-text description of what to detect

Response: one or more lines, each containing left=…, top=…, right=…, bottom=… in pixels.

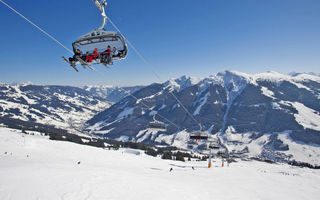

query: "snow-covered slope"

left=1, top=128, right=319, bottom=200
left=87, top=71, right=320, bottom=165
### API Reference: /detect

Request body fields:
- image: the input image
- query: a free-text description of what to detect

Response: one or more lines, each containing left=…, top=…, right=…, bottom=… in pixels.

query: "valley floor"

left=0, top=128, right=319, bottom=200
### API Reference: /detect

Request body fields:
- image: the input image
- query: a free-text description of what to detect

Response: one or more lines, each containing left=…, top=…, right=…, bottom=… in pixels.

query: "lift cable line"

left=86, top=67, right=181, bottom=130
left=105, top=16, right=162, bottom=81
left=106, top=16, right=203, bottom=131
left=0, top=0, right=97, bottom=72
left=115, top=86, right=180, bottom=129
left=1, top=0, right=220, bottom=168
left=0, top=0, right=74, bottom=55
left=0, top=0, right=181, bottom=131
left=90, top=1, right=224, bottom=164
left=0, top=0, right=197, bottom=133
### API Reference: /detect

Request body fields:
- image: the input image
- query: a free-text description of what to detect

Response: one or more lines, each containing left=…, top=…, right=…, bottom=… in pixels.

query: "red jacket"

left=92, top=50, right=99, bottom=58
left=103, top=48, right=112, bottom=55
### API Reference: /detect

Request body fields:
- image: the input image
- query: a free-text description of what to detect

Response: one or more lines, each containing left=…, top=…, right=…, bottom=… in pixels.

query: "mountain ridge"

left=86, top=70, right=320, bottom=165
left=0, top=84, right=111, bottom=132
left=1, top=71, right=319, bottom=164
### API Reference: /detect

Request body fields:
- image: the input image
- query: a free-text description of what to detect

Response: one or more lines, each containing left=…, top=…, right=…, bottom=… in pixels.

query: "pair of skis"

left=62, top=56, right=94, bottom=72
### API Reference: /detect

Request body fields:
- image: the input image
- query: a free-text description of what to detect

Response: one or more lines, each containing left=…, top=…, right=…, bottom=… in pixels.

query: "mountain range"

left=1, top=71, right=320, bottom=165
left=0, top=84, right=111, bottom=132
left=0, top=84, right=143, bottom=131
left=82, top=85, right=144, bottom=102
left=86, top=71, right=320, bottom=165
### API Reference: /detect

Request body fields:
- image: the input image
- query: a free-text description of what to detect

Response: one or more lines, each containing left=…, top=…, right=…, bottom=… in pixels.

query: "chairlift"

left=72, top=30, right=127, bottom=62
left=208, top=141, right=220, bottom=149
left=189, top=131, right=209, bottom=141
left=64, top=0, right=127, bottom=69
left=147, top=114, right=167, bottom=131
left=207, top=136, right=220, bottom=149
left=189, top=130, right=209, bottom=141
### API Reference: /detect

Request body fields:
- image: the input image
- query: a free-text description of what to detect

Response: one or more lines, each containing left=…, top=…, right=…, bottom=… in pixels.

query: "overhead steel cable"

left=116, top=86, right=180, bottom=129
left=0, top=0, right=181, bottom=131
left=0, top=0, right=74, bottom=55
left=106, top=16, right=203, bottom=131
left=0, top=0, right=97, bottom=71
left=90, top=67, right=181, bottom=129
left=0, top=0, right=191, bottom=132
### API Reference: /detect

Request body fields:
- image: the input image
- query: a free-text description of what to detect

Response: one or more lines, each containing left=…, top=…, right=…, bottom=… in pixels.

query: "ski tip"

left=73, top=66, right=79, bottom=72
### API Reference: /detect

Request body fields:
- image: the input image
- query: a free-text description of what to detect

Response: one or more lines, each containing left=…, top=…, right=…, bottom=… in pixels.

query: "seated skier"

left=84, top=51, right=90, bottom=62
left=101, top=45, right=112, bottom=64
left=86, top=48, right=99, bottom=63
left=69, top=49, right=82, bottom=64
left=112, top=47, right=119, bottom=58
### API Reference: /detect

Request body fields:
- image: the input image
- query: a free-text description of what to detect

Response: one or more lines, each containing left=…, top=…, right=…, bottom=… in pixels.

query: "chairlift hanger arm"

left=93, top=0, right=107, bottom=30
left=199, top=123, right=203, bottom=131
left=153, top=114, right=156, bottom=122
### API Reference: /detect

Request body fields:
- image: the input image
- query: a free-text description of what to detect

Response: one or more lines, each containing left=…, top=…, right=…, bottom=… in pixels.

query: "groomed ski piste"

left=0, top=127, right=319, bottom=200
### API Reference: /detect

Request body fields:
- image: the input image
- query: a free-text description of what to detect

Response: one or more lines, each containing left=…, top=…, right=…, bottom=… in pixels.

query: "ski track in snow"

left=1, top=128, right=320, bottom=200
left=193, top=92, right=210, bottom=116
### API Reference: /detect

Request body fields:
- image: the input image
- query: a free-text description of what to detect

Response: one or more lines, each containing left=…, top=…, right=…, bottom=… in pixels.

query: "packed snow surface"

left=291, top=102, right=320, bottom=131
left=1, top=128, right=320, bottom=200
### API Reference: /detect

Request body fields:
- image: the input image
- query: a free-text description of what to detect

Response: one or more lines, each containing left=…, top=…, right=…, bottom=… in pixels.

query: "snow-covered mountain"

left=82, top=85, right=144, bottom=102
left=86, top=71, right=320, bottom=165
left=289, top=71, right=320, bottom=77
left=0, top=84, right=111, bottom=131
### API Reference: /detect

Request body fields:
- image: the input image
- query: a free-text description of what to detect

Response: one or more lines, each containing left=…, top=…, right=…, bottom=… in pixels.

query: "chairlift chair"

left=208, top=141, right=220, bottom=149
left=68, top=0, right=127, bottom=66
left=189, top=130, right=209, bottom=141
left=147, top=114, right=167, bottom=131
left=72, top=30, right=128, bottom=63
left=207, top=136, right=220, bottom=149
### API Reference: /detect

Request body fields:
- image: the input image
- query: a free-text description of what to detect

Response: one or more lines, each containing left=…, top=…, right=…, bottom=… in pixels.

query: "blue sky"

left=0, top=0, right=319, bottom=86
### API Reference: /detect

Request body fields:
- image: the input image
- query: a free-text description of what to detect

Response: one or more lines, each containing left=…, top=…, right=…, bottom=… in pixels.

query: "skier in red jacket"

left=101, top=45, right=112, bottom=64
left=86, top=48, right=99, bottom=63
